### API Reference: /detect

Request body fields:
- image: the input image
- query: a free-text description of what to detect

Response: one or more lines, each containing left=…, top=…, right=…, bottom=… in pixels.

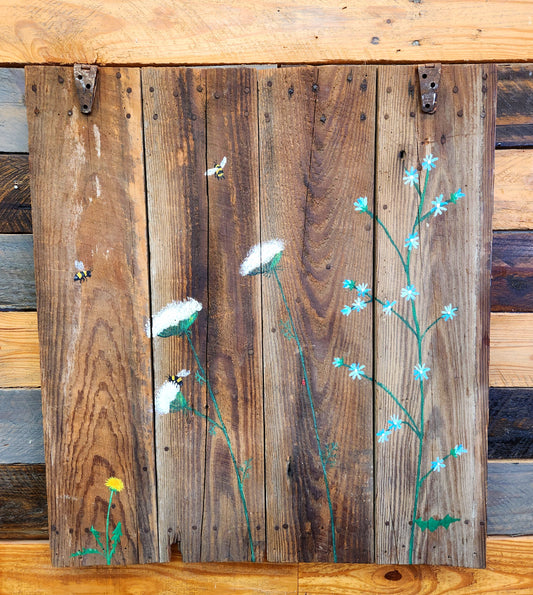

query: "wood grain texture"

left=258, top=65, right=375, bottom=563
left=374, top=64, right=495, bottom=567
left=491, top=232, right=533, bottom=312
left=0, top=68, right=27, bottom=152
left=489, top=388, right=533, bottom=459
left=490, top=313, right=533, bottom=387
left=487, top=462, right=533, bottom=536
left=0, top=311, right=39, bottom=387
left=143, top=67, right=208, bottom=563
left=496, top=65, right=533, bottom=148
left=0, top=234, right=36, bottom=310
left=26, top=66, right=158, bottom=567
left=0, top=154, right=31, bottom=233
left=0, top=389, right=43, bottom=463
left=0, top=464, right=47, bottom=539
left=1, top=3, right=533, bottom=64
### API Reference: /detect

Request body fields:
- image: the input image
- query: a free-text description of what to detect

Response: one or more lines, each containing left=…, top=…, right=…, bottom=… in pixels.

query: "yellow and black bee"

left=205, top=156, right=227, bottom=180
left=74, top=260, right=92, bottom=283
left=168, top=374, right=184, bottom=388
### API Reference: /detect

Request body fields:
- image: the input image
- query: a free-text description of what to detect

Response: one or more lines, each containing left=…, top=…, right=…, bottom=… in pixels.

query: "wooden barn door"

left=26, top=63, right=495, bottom=568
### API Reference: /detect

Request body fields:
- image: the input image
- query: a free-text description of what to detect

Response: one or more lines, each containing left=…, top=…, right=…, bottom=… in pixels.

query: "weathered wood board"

left=0, top=388, right=43, bottom=463
left=496, top=65, right=533, bottom=148
left=26, top=66, right=159, bottom=567
left=0, top=154, right=32, bottom=233
left=0, top=234, right=36, bottom=309
left=374, top=64, right=495, bottom=567
left=0, top=68, right=27, bottom=152
left=488, top=389, right=533, bottom=459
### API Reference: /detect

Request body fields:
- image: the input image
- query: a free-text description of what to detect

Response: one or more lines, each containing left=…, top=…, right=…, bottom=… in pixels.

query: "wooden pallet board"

left=0, top=234, right=36, bottom=310
left=0, top=389, right=43, bottom=463
left=493, top=149, right=533, bottom=230
left=0, top=311, right=40, bottom=387
left=496, top=65, right=533, bottom=148
left=490, top=313, right=533, bottom=387
left=489, top=388, right=533, bottom=459
left=0, top=154, right=32, bottom=233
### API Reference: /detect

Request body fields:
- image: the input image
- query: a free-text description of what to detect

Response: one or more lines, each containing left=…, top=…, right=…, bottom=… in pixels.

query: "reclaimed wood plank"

left=487, top=461, right=533, bottom=536
left=26, top=66, right=158, bottom=567
left=0, top=154, right=32, bottom=233
left=374, top=64, right=495, bottom=567
left=0, top=464, right=47, bottom=539
left=490, top=313, right=533, bottom=387
left=0, top=389, right=43, bottom=463
left=142, top=67, right=208, bottom=564
left=258, top=65, right=375, bottom=563
left=491, top=232, right=533, bottom=312
left=0, top=68, right=27, bottom=152
left=0, top=234, right=36, bottom=310
left=496, top=65, right=533, bottom=149
left=0, top=311, right=40, bottom=387
left=202, top=67, right=264, bottom=562
left=489, top=388, right=533, bottom=459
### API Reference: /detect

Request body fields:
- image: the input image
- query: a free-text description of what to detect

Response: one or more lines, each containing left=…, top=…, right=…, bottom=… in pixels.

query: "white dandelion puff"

left=148, top=298, right=203, bottom=338
left=155, top=381, right=183, bottom=415
left=240, top=239, right=285, bottom=276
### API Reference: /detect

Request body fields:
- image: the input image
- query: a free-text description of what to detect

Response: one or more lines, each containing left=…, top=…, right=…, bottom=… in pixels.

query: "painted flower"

left=377, top=429, right=392, bottom=443
left=404, top=232, right=419, bottom=250
left=356, top=283, right=371, bottom=297
left=401, top=285, right=419, bottom=301
left=451, top=444, right=468, bottom=457
left=449, top=188, right=465, bottom=204
left=431, top=457, right=446, bottom=472
left=332, top=357, right=344, bottom=368
left=403, top=167, right=419, bottom=186
left=240, top=239, right=284, bottom=276
left=348, top=363, right=365, bottom=380
left=105, top=477, right=124, bottom=493
left=343, top=279, right=356, bottom=290
left=422, top=154, right=438, bottom=170
left=149, top=298, right=202, bottom=338
left=414, top=363, right=430, bottom=381
left=431, top=195, right=448, bottom=216
left=354, top=196, right=368, bottom=212
left=441, top=304, right=458, bottom=321
left=352, top=298, right=368, bottom=312
left=382, top=300, right=396, bottom=315
left=155, top=380, right=187, bottom=415
left=341, top=305, right=352, bottom=316
left=388, top=415, right=403, bottom=431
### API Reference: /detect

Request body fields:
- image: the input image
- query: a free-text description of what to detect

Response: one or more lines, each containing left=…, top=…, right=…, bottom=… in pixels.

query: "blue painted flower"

left=388, top=415, right=403, bottom=431
left=354, top=196, right=368, bottom=212
left=377, top=429, right=392, bottom=443
left=422, top=154, right=438, bottom=170
left=341, top=305, right=352, bottom=316
left=403, top=167, right=419, bottom=186
left=382, top=300, right=396, bottom=316
left=431, top=457, right=446, bottom=472
left=332, top=357, right=344, bottom=368
left=404, top=232, right=419, bottom=250
left=348, top=363, right=365, bottom=380
left=449, top=188, right=465, bottom=204
left=401, top=285, right=419, bottom=301
left=441, top=304, right=458, bottom=321
left=414, top=363, right=430, bottom=381
left=451, top=444, right=468, bottom=457
left=356, top=282, right=371, bottom=297
left=343, top=279, right=356, bottom=290
left=431, top=195, right=448, bottom=216
left=352, top=298, right=368, bottom=312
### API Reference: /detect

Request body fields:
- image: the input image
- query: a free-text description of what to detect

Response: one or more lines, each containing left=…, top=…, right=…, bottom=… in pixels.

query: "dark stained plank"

left=496, top=64, right=533, bottom=148
left=0, top=234, right=36, bottom=310
left=0, top=389, right=43, bottom=463
left=26, top=66, right=158, bottom=567
left=201, top=67, right=264, bottom=563
left=487, top=461, right=533, bottom=536
left=491, top=232, right=533, bottom=312
left=374, top=64, right=495, bottom=567
left=489, top=388, right=533, bottom=459
left=0, top=68, right=28, bottom=153
left=0, top=463, right=47, bottom=539
left=142, top=67, right=208, bottom=563
left=0, top=154, right=32, bottom=233
left=258, top=65, right=376, bottom=563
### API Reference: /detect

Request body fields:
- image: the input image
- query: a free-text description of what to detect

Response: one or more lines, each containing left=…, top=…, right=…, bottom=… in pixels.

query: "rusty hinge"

left=418, top=64, right=441, bottom=114
left=74, top=64, right=98, bottom=115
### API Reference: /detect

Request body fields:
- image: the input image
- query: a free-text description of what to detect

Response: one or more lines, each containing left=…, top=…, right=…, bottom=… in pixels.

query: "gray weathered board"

left=26, top=64, right=494, bottom=567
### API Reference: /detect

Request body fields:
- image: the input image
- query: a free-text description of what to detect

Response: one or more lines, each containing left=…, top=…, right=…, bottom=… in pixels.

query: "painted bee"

left=205, top=156, right=227, bottom=179
left=73, top=260, right=92, bottom=283
left=168, top=369, right=190, bottom=387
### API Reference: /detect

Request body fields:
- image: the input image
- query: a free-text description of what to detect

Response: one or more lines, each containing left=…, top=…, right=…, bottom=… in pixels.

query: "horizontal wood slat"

left=489, top=389, right=533, bottom=459
left=496, top=65, right=533, bottom=148
left=0, top=154, right=31, bottom=233
left=0, top=68, right=27, bottom=152
left=0, top=312, right=40, bottom=387
left=0, top=234, right=36, bottom=310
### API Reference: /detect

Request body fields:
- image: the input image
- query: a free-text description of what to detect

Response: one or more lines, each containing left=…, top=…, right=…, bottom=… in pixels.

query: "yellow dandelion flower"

left=105, top=477, right=124, bottom=492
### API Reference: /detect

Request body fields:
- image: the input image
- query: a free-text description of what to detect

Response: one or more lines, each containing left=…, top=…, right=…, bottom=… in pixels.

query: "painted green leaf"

left=70, top=548, right=102, bottom=558
left=109, top=521, right=123, bottom=561
left=169, top=391, right=187, bottom=412
left=90, top=525, right=105, bottom=550
left=157, top=312, right=199, bottom=337
left=415, top=514, right=460, bottom=532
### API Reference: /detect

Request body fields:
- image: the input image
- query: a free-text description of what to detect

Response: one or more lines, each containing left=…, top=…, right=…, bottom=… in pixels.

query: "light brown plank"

left=1, top=2, right=533, bottom=64
left=0, top=68, right=27, bottom=152
left=374, top=64, right=495, bottom=567
left=258, top=65, right=375, bottom=563
left=0, top=311, right=40, bottom=388
left=142, top=67, right=208, bottom=563
left=26, top=66, right=158, bottom=567
left=494, top=149, right=533, bottom=230
left=490, top=313, right=533, bottom=387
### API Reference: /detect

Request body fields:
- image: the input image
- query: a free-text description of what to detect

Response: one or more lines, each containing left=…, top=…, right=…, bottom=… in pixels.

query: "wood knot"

left=384, top=569, right=402, bottom=581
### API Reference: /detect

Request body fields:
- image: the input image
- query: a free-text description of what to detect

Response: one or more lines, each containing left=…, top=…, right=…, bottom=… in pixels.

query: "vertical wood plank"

left=142, top=67, right=208, bottom=563
left=26, top=66, right=158, bottom=566
left=202, top=67, right=264, bottom=562
left=374, top=64, right=495, bottom=567
left=258, top=65, right=376, bottom=562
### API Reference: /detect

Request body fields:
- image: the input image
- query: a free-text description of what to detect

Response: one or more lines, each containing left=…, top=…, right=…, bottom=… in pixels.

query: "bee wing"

left=205, top=167, right=216, bottom=176
left=74, top=260, right=85, bottom=271
left=220, top=156, right=227, bottom=168
left=177, top=369, right=191, bottom=378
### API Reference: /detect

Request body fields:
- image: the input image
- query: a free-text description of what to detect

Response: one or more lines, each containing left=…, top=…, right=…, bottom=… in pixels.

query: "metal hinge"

left=74, top=64, right=98, bottom=115
left=418, top=64, right=441, bottom=114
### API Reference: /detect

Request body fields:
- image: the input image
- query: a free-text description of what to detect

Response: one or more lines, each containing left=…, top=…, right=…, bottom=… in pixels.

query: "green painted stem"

left=419, top=453, right=452, bottom=484
left=422, top=316, right=443, bottom=340
left=370, top=212, right=407, bottom=269
left=373, top=296, right=417, bottom=336
left=185, top=333, right=256, bottom=562
left=185, top=404, right=224, bottom=432
left=105, top=489, right=114, bottom=565
left=274, top=268, right=338, bottom=562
